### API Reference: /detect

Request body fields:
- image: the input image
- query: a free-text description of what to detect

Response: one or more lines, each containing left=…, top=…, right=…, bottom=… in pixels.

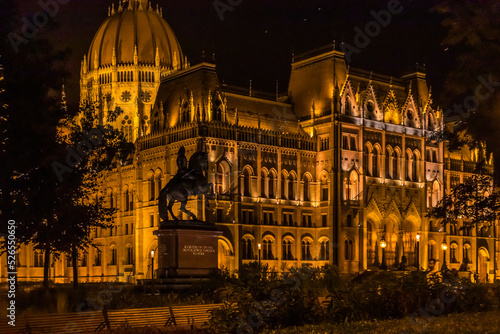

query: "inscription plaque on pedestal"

left=154, top=221, right=222, bottom=278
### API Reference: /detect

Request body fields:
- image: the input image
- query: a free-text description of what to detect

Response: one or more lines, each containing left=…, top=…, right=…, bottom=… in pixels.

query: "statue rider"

left=176, top=147, right=188, bottom=176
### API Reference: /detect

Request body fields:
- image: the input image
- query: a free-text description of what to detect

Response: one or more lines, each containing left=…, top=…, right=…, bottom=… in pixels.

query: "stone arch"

left=478, top=247, right=490, bottom=282
left=218, top=236, right=234, bottom=270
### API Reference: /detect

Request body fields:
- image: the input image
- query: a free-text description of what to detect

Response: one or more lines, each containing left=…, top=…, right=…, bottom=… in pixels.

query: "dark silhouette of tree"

left=428, top=174, right=500, bottom=231
left=434, top=0, right=500, bottom=183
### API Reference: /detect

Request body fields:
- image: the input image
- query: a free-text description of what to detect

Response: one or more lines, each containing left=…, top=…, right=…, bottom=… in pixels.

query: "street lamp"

left=258, top=243, right=261, bottom=267
left=416, top=233, right=420, bottom=271
left=380, top=239, right=387, bottom=270
left=441, top=239, right=448, bottom=272
left=150, top=250, right=155, bottom=279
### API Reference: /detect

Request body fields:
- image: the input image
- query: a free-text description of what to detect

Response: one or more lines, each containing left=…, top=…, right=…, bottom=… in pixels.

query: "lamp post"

left=416, top=233, right=420, bottom=271
left=258, top=243, right=261, bottom=267
left=380, top=239, right=387, bottom=270
left=441, top=239, right=448, bottom=272
left=150, top=250, right=155, bottom=279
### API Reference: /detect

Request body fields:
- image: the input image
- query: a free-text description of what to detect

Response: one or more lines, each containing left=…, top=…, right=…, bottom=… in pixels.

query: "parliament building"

left=3, top=0, right=498, bottom=283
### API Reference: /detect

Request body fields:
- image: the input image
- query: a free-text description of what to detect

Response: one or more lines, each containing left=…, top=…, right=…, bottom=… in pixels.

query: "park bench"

left=0, top=304, right=222, bottom=333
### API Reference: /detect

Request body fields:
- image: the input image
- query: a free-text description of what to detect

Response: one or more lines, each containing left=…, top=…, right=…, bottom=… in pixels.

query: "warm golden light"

left=380, top=240, right=387, bottom=248
left=416, top=233, right=420, bottom=242
left=441, top=242, right=447, bottom=251
left=258, top=243, right=261, bottom=250
left=150, top=250, right=154, bottom=258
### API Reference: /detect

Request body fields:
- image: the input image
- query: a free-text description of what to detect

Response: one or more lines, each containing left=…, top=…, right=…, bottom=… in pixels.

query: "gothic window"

left=319, top=240, right=330, bottom=260
left=345, top=97, right=351, bottom=114
left=412, top=151, right=419, bottom=181
left=155, top=170, right=162, bottom=199
left=262, top=238, right=274, bottom=260
left=406, top=152, right=412, bottom=181
left=282, top=239, right=293, bottom=260
left=125, top=246, right=133, bottom=265
left=463, top=244, right=470, bottom=261
left=301, top=239, right=312, bottom=260
left=242, top=237, right=254, bottom=260
left=261, top=170, right=267, bottom=198
left=268, top=171, right=275, bottom=199
left=344, top=239, right=354, bottom=260
left=364, top=145, right=370, bottom=176
left=80, top=253, right=88, bottom=267
left=428, top=243, right=435, bottom=260
left=213, top=97, right=223, bottom=121
left=288, top=174, right=295, bottom=200
left=94, top=249, right=102, bottom=266
left=281, top=172, right=287, bottom=199
left=110, top=247, right=117, bottom=266
left=372, top=147, right=379, bottom=177
left=216, top=164, right=224, bottom=194
left=450, top=243, right=458, bottom=263
left=148, top=172, right=155, bottom=201
left=303, top=174, right=311, bottom=201
left=33, top=250, right=44, bottom=267
left=124, top=188, right=130, bottom=211
left=242, top=168, right=251, bottom=196
left=346, top=171, right=359, bottom=201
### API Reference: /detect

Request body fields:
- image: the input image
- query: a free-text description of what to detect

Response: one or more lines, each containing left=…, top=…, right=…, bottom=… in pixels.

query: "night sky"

left=16, top=0, right=450, bottom=109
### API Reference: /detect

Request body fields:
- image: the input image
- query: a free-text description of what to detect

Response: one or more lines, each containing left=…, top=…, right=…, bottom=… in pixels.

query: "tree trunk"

left=43, top=244, right=51, bottom=288
left=72, top=245, right=78, bottom=289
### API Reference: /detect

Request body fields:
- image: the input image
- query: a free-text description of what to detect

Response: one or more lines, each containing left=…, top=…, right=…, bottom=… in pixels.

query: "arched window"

left=344, top=239, right=354, bottom=261
left=242, top=237, right=254, bottom=260
left=321, top=176, right=329, bottom=201
left=110, top=246, right=117, bottom=266
left=124, top=187, right=130, bottom=211
left=268, top=171, right=275, bottom=199
left=432, top=181, right=440, bottom=207
left=406, top=151, right=412, bottom=181
left=148, top=172, right=155, bottom=201
left=125, top=245, right=133, bottom=265
left=108, top=189, right=114, bottom=208
left=385, top=149, right=391, bottom=179
left=319, top=239, right=330, bottom=260
left=301, top=239, right=312, bottom=260
left=155, top=170, right=162, bottom=199
left=428, top=241, right=436, bottom=260
left=94, top=249, right=102, bottom=266
left=372, top=147, right=379, bottom=177
left=33, top=250, right=44, bottom=267
left=288, top=174, right=295, bottom=200
left=261, top=170, right=267, bottom=198
left=303, top=175, right=310, bottom=202
left=345, top=171, right=359, bottom=201
left=282, top=239, right=294, bottom=260
left=262, top=238, right=274, bottom=260
left=345, top=96, right=351, bottom=115
left=364, top=145, right=370, bottom=176
left=216, top=164, right=224, bottom=194
left=242, top=168, right=251, bottom=197
left=412, top=151, right=419, bottom=181
left=281, top=172, right=287, bottom=199
left=450, top=243, right=458, bottom=263
left=463, top=243, right=471, bottom=261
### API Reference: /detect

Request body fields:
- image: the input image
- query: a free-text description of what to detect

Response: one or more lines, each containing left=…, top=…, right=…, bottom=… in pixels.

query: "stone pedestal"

left=153, top=221, right=222, bottom=279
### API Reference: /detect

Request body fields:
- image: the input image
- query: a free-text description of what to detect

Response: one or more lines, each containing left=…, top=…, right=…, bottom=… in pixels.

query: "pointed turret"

left=134, top=45, right=138, bottom=65
left=112, top=46, right=117, bottom=66
left=155, top=46, right=160, bottom=67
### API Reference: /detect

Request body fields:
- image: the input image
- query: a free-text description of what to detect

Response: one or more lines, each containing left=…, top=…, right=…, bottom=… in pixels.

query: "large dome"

left=87, top=0, right=183, bottom=70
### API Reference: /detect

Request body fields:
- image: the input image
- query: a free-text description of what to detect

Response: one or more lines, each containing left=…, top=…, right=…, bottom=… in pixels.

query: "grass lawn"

left=264, top=311, right=500, bottom=334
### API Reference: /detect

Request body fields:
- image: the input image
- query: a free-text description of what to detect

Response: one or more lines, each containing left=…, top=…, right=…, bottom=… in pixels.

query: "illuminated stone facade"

left=2, top=0, right=498, bottom=284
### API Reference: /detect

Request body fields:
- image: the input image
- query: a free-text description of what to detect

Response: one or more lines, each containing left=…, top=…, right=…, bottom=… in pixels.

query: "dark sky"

left=17, top=0, right=449, bottom=108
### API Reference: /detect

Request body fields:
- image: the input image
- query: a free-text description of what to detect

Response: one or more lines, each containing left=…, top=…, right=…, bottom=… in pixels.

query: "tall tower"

left=79, top=0, right=188, bottom=141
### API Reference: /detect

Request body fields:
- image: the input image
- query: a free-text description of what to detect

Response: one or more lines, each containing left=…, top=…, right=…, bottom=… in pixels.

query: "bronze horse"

left=158, top=151, right=214, bottom=221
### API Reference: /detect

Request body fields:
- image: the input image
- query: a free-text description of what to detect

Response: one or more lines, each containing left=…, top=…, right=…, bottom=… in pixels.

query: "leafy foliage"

left=428, top=174, right=500, bottom=230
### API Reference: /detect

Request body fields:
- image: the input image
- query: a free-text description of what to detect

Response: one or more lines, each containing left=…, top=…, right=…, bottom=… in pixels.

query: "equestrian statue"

left=158, top=147, right=214, bottom=221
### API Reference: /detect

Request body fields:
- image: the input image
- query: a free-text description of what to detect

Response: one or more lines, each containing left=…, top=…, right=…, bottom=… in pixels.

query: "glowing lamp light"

left=416, top=233, right=420, bottom=242
left=150, top=250, right=154, bottom=258
left=258, top=243, right=261, bottom=250
left=380, top=240, right=387, bottom=249
left=441, top=242, right=448, bottom=251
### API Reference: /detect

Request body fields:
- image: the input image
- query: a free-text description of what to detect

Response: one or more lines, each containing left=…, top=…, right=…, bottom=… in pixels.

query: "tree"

left=434, top=0, right=500, bottom=184
left=54, top=102, right=131, bottom=288
left=428, top=174, right=500, bottom=232
left=0, top=1, right=131, bottom=288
